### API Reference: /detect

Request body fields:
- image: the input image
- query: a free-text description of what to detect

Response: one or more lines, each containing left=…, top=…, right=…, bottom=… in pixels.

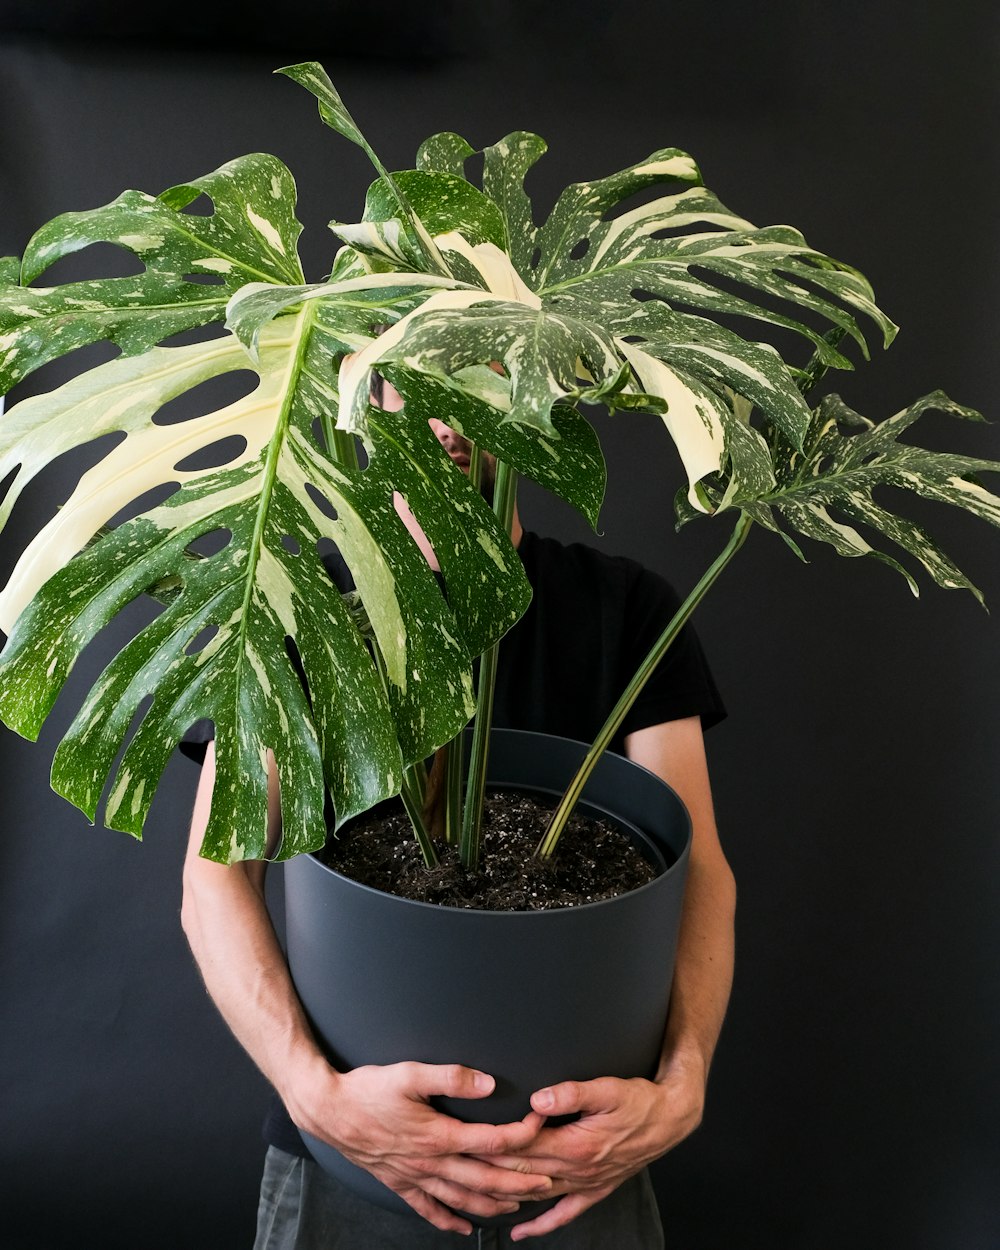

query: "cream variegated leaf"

left=0, top=154, right=305, bottom=394
left=744, top=391, right=1000, bottom=601
left=368, top=120, right=892, bottom=510
left=0, top=312, right=531, bottom=861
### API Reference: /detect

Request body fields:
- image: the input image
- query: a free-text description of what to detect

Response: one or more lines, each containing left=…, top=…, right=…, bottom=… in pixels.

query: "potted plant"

left=1, top=60, right=997, bottom=1229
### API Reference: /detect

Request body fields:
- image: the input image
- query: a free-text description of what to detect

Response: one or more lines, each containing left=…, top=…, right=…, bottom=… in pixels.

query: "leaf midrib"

left=234, top=303, right=314, bottom=705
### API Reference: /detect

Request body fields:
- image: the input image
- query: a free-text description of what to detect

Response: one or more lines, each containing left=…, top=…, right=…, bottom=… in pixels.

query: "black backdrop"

left=1, top=4, right=997, bottom=1247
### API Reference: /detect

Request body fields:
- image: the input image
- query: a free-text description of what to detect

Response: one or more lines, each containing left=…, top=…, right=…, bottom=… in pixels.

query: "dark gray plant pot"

left=282, top=728, right=691, bottom=1227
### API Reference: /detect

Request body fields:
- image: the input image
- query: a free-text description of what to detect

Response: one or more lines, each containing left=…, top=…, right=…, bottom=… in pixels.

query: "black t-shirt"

left=493, top=531, right=724, bottom=750
left=181, top=530, right=725, bottom=1154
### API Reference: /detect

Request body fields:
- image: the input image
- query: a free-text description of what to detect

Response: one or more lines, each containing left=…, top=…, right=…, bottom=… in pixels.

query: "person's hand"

left=286, top=1057, right=552, bottom=1234
left=491, top=1058, right=706, bottom=1241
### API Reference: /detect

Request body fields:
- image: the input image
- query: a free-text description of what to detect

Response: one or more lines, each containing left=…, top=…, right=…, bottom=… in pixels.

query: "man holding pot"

left=181, top=372, right=735, bottom=1247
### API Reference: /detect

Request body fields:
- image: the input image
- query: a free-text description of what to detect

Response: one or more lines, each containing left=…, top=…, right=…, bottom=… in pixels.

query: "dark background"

left=1, top=3, right=997, bottom=1247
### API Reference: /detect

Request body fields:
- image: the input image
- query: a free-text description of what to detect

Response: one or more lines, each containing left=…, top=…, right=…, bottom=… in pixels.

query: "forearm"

left=624, top=717, right=736, bottom=1091
left=180, top=743, right=330, bottom=1124
left=180, top=856, right=330, bottom=1121
left=656, top=844, right=736, bottom=1085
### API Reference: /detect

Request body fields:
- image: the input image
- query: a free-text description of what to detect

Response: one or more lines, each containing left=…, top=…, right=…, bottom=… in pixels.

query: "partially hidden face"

left=371, top=371, right=497, bottom=495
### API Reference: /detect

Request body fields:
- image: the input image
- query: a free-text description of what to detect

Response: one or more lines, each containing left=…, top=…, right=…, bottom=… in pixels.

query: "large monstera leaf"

left=0, top=304, right=537, bottom=861
left=291, top=99, right=893, bottom=513
left=740, top=392, right=1000, bottom=601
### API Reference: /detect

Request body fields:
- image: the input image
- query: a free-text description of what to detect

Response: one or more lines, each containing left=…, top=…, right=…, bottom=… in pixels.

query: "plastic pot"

left=283, top=728, right=691, bottom=1224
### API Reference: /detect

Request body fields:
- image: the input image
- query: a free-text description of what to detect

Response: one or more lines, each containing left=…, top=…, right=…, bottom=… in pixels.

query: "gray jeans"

left=253, top=1146, right=665, bottom=1249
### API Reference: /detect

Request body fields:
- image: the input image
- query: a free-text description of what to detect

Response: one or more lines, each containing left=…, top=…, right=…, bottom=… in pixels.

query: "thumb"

left=531, top=1078, right=617, bottom=1117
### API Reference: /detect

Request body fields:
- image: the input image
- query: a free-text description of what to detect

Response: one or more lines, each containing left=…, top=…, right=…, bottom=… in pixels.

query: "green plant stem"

left=322, top=409, right=361, bottom=471
left=401, top=763, right=438, bottom=867
left=460, top=458, right=517, bottom=869
left=535, top=511, right=754, bottom=860
left=370, top=637, right=437, bottom=867
left=444, top=736, right=463, bottom=845
left=468, top=443, right=483, bottom=493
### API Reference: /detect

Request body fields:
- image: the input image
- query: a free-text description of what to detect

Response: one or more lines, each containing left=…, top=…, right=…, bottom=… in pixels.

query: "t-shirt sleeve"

left=618, top=561, right=726, bottom=738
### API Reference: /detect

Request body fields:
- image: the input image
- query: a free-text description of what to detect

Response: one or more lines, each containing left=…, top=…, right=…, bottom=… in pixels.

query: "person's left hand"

left=488, top=1058, right=706, bottom=1242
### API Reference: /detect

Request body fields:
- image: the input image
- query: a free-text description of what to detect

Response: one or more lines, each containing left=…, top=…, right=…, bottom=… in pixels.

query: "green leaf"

left=753, top=391, right=1000, bottom=601
left=481, top=132, right=549, bottom=275
left=223, top=272, right=451, bottom=362
left=0, top=311, right=530, bottom=862
left=1, top=153, right=305, bottom=392
left=363, top=170, right=507, bottom=253
left=622, top=306, right=811, bottom=448
left=376, top=294, right=628, bottom=436
left=416, top=132, right=476, bottom=179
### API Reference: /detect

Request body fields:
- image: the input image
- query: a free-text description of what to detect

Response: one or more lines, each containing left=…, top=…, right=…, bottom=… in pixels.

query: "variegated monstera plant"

left=0, top=62, right=997, bottom=870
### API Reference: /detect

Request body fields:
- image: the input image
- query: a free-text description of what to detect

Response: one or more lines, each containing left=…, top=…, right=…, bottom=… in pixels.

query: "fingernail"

left=474, top=1071, right=494, bottom=1093
left=534, top=1088, right=554, bottom=1110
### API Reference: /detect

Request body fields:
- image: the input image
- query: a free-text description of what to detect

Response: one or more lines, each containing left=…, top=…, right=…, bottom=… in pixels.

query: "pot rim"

left=298, top=729, right=691, bottom=918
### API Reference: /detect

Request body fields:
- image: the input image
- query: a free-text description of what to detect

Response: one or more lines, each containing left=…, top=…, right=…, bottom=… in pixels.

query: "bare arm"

left=630, top=716, right=736, bottom=1088
left=180, top=744, right=549, bottom=1233
left=504, top=716, right=736, bottom=1241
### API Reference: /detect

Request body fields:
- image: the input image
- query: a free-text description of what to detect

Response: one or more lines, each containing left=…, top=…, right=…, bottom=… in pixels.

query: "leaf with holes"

left=0, top=153, right=305, bottom=394
left=357, top=120, right=897, bottom=513
left=0, top=305, right=530, bottom=861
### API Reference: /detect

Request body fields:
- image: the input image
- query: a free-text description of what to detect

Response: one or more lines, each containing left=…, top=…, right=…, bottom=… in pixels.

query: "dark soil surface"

left=318, top=789, right=660, bottom=911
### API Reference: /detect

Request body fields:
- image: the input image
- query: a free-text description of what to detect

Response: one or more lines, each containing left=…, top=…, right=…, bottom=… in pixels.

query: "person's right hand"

left=285, top=1057, right=552, bottom=1234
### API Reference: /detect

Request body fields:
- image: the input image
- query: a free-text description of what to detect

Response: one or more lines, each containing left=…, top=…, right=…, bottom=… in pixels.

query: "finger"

left=439, top=1115, right=549, bottom=1158
left=470, top=1145, right=570, bottom=1175
left=396, top=1184, right=474, bottom=1236
left=508, top=1189, right=612, bottom=1242
left=405, top=1062, right=498, bottom=1102
left=418, top=1174, right=521, bottom=1221
left=530, top=1078, right=620, bottom=1118
left=428, top=1154, right=553, bottom=1201
left=472, top=1127, right=590, bottom=1172
left=470, top=1152, right=556, bottom=1176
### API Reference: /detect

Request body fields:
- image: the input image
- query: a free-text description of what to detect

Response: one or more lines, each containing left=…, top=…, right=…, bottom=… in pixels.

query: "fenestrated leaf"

left=0, top=310, right=531, bottom=862
left=469, top=140, right=895, bottom=476
left=527, top=162, right=896, bottom=361
left=747, top=390, right=1000, bottom=601
left=480, top=132, right=549, bottom=277
left=0, top=153, right=305, bottom=392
